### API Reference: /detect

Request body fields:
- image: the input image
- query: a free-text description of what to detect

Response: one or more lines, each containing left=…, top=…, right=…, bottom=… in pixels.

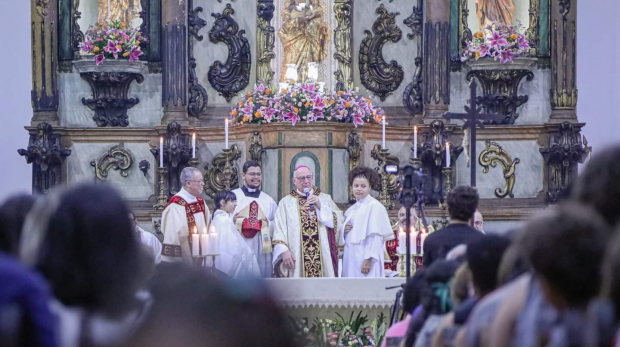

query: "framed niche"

left=58, top=0, right=161, bottom=66
left=450, top=0, right=550, bottom=60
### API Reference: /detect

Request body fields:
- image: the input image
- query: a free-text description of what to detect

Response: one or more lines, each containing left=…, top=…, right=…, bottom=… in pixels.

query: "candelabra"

left=153, top=167, right=169, bottom=210
left=192, top=255, right=206, bottom=267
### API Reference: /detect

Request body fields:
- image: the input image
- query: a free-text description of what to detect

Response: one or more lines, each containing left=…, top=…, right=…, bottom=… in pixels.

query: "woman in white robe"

left=339, top=167, right=394, bottom=278
left=212, top=191, right=260, bottom=278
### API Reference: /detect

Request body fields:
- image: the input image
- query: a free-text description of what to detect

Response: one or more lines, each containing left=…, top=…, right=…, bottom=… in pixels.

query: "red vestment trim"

left=241, top=201, right=262, bottom=239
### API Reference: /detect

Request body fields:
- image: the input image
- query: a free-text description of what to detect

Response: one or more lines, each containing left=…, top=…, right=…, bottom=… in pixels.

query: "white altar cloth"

left=265, top=278, right=406, bottom=309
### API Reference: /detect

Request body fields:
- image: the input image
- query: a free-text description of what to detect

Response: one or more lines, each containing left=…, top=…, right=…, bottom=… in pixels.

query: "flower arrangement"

left=79, top=20, right=147, bottom=66
left=461, top=22, right=531, bottom=64
left=290, top=312, right=386, bottom=347
left=229, top=83, right=384, bottom=128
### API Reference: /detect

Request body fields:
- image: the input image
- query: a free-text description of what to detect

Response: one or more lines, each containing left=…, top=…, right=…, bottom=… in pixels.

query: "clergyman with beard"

left=232, top=161, right=279, bottom=278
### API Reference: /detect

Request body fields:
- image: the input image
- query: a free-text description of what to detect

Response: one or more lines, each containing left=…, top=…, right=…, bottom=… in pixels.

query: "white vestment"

left=161, top=188, right=211, bottom=264
left=136, top=226, right=162, bottom=264
left=272, top=188, right=344, bottom=277
left=211, top=210, right=260, bottom=278
left=232, top=187, right=278, bottom=278
left=339, top=195, right=393, bottom=278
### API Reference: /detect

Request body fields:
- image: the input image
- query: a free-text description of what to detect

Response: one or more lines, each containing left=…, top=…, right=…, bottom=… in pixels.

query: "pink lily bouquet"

left=461, top=22, right=531, bottom=64
left=229, top=83, right=384, bottom=128
left=79, top=20, right=147, bottom=66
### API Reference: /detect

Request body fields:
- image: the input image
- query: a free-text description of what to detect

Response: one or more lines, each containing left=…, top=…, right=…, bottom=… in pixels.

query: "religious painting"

left=466, top=0, right=529, bottom=33
left=278, top=0, right=331, bottom=83
left=78, top=0, right=144, bottom=47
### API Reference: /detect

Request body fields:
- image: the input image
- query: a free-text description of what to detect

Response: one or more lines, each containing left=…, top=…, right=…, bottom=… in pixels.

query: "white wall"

left=0, top=0, right=618, bottom=200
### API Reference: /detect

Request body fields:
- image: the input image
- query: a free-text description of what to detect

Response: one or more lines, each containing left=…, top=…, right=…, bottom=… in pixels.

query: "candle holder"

left=204, top=145, right=241, bottom=198
left=371, top=144, right=398, bottom=210
left=153, top=167, right=169, bottom=210
left=398, top=254, right=407, bottom=277
left=206, top=254, right=220, bottom=275
left=150, top=122, right=195, bottom=196
left=188, top=157, right=200, bottom=168
left=192, top=255, right=206, bottom=267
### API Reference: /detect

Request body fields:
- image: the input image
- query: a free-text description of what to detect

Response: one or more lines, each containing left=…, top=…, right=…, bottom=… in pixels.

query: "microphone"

left=303, top=187, right=315, bottom=210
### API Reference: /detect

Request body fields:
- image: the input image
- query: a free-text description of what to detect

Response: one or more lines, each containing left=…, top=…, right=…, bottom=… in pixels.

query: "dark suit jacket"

left=422, top=223, right=484, bottom=267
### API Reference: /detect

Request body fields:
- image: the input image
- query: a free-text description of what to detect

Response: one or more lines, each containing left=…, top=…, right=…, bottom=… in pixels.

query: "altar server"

left=232, top=161, right=278, bottom=277
left=340, top=166, right=393, bottom=278
left=161, top=167, right=211, bottom=264
left=211, top=190, right=260, bottom=278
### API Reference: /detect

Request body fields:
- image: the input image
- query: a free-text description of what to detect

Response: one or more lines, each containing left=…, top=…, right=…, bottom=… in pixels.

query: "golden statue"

left=98, top=0, right=142, bottom=25
left=278, top=0, right=330, bottom=83
left=475, top=0, right=516, bottom=27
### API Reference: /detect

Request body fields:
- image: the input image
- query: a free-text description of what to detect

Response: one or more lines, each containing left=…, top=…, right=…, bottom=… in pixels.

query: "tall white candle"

left=225, top=118, right=229, bottom=149
left=192, top=133, right=196, bottom=159
left=191, top=227, right=199, bottom=256
left=413, top=126, right=418, bottom=159
left=398, top=227, right=406, bottom=254
left=207, top=225, right=219, bottom=255
left=446, top=142, right=451, bottom=167
left=159, top=137, right=164, bottom=168
left=420, top=229, right=427, bottom=255
left=382, top=115, right=386, bottom=149
left=410, top=227, right=419, bottom=255
left=200, top=227, right=208, bottom=257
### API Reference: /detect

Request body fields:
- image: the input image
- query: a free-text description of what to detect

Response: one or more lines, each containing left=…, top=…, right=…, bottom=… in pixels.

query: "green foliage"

left=290, top=311, right=388, bottom=347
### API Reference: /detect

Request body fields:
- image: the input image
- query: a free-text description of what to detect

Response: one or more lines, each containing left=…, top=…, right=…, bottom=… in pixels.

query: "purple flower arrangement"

left=79, top=20, right=147, bottom=66
left=461, top=22, right=531, bottom=64
left=230, top=83, right=385, bottom=128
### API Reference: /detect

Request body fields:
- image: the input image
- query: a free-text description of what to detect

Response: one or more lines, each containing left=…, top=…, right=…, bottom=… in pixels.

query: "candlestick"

left=192, top=133, right=196, bottom=159
left=159, top=137, right=164, bottom=168
left=382, top=115, right=386, bottom=149
left=410, top=227, right=419, bottom=255
left=191, top=227, right=199, bottom=256
left=207, top=225, right=219, bottom=255
left=200, top=227, right=208, bottom=257
left=398, top=227, right=406, bottom=254
left=413, top=126, right=418, bottom=159
left=225, top=119, right=229, bottom=149
left=420, top=229, right=427, bottom=255
left=446, top=142, right=451, bottom=167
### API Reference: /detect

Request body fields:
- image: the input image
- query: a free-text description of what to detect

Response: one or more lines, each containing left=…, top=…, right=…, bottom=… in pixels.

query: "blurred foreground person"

left=0, top=194, right=36, bottom=256
left=125, top=263, right=298, bottom=347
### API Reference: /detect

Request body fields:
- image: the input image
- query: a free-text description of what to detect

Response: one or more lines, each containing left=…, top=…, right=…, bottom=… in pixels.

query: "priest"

left=161, top=167, right=211, bottom=264
left=232, top=161, right=278, bottom=278
left=272, top=165, right=344, bottom=277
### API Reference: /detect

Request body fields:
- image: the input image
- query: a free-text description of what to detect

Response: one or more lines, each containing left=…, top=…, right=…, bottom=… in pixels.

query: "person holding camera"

left=339, top=166, right=393, bottom=277
left=423, top=186, right=484, bottom=267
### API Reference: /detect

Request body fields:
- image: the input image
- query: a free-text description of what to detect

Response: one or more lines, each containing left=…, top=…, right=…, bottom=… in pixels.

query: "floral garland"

left=229, top=83, right=385, bottom=128
left=79, top=20, right=147, bottom=66
left=461, top=22, right=531, bottom=64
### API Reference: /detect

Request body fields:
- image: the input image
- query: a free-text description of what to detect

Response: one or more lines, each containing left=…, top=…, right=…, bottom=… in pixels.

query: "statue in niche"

left=278, top=0, right=330, bottom=82
left=97, top=0, right=142, bottom=26
left=475, top=0, right=516, bottom=27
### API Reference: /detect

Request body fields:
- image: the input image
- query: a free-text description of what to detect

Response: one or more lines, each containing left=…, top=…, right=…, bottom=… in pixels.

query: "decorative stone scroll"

left=359, top=5, right=404, bottom=101
left=403, top=2, right=423, bottom=114
left=256, top=0, right=276, bottom=86
left=208, top=4, right=251, bottom=102
left=204, top=145, right=241, bottom=198
left=188, top=0, right=208, bottom=117
left=249, top=132, right=263, bottom=165
left=91, top=143, right=134, bottom=181
left=479, top=141, right=520, bottom=198
left=333, top=0, right=354, bottom=92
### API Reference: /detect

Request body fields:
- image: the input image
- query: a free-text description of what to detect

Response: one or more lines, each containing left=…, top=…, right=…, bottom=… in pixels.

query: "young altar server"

left=211, top=191, right=260, bottom=278
left=340, top=166, right=393, bottom=278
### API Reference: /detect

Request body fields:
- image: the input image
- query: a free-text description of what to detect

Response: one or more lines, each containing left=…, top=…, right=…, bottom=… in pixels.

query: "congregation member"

left=423, top=186, right=484, bottom=267
left=272, top=165, right=343, bottom=277
left=19, top=184, right=153, bottom=347
left=340, top=166, right=393, bottom=278
left=211, top=190, right=260, bottom=278
left=472, top=210, right=484, bottom=234
left=0, top=194, right=36, bottom=257
left=232, top=161, right=278, bottom=278
left=129, top=211, right=162, bottom=264
left=161, top=167, right=211, bottom=264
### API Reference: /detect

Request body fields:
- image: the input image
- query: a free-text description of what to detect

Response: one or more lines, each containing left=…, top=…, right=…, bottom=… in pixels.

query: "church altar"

left=266, top=277, right=405, bottom=321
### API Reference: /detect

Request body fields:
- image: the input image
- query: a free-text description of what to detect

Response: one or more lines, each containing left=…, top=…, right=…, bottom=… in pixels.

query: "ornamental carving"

left=35, top=0, right=50, bottom=18
left=204, top=145, right=241, bottom=198
left=403, top=2, right=423, bottom=115
left=466, top=69, right=534, bottom=125
left=479, top=141, right=520, bottom=198
left=371, top=144, right=400, bottom=209
left=18, top=122, right=71, bottom=194
left=539, top=122, right=586, bottom=203
left=249, top=132, right=263, bottom=165
left=256, top=1, right=275, bottom=86
left=91, top=143, right=134, bottom=181
left=208, top=4, right=251, bottom=102
left=334, top=0, right=354, bottom=91
left=524, top=0, right=540, bottom=55
left=403, top=3, right=423, bottom=40
left=72, top=0, right=85, bottom=58
left=188, top=0, right=208, bottom=117
left=150, top=122, right=194, bottom=196
left=359, top=5, right=404, bottom=101
left=347, top=131, right=361, bottom=203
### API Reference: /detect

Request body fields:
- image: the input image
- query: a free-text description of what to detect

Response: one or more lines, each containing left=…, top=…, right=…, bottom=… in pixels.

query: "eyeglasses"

left=246, top=172, right=262, bottom=177
left=474, top=221, right=483, bottom=226
left=186, top=180, right=205, bottom=185
left=295, top=175, right=313, bottom=182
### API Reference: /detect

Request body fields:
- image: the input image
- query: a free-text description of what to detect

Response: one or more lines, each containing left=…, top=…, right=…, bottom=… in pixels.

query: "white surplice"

left=272, top=188, right=344, bottom=277
left=339, top=195, right=393, bottom=278
left=211, top=210, right=261, bottom=278
left=232, top=187, right=278, bottom=278
left=136, top=226, right=162, bottom=263
left=161, top=188, right=211, bottom=264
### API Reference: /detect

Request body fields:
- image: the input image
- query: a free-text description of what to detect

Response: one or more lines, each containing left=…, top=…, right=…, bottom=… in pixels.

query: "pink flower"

left=81, top=38, right=94, bottom=52
left=94, top=54, right=105, bottom=66
left=330, top=343, right=336, bottom=346
left=489, top=31, right=508, bottom=49
left=313, top=95, right=326, bottom=110
left=255, top=83, right=265, bottom=93
left=478, top=44, right=490, bottom=58
left=287, top=112, right=300, bottom=126
left=352, top=112, right=364, bottom=127
left=500, top=50, right=515, bottom=64
left=517, top=36, right=530, bottom=51
left=264, top=107, right=276, bottom=122
left=128, top=46, right=143, bottom=61
left=103, top=39, right=120, bottom=59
